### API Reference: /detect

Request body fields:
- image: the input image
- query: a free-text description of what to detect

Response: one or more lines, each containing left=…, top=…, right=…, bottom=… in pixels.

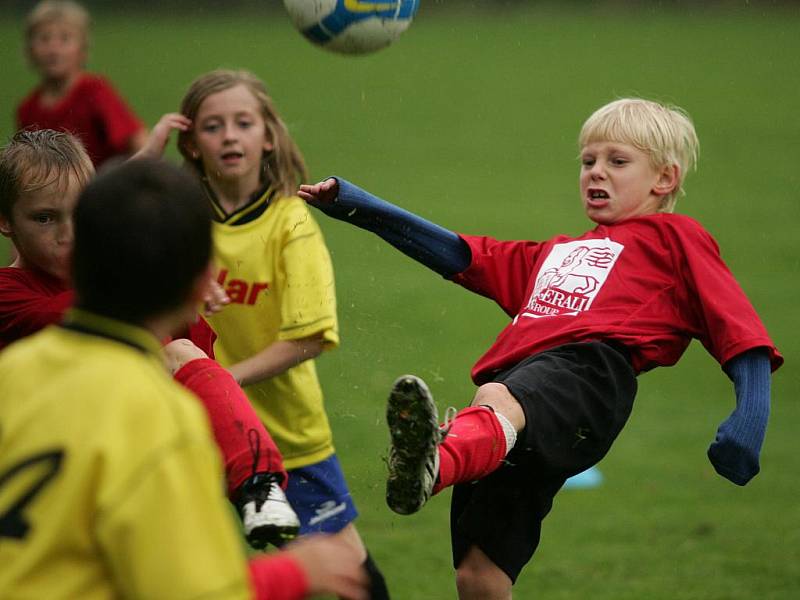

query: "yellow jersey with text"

left=208, top=193, right=339, bottom=469
left=0, top=309, right=251, bottom=599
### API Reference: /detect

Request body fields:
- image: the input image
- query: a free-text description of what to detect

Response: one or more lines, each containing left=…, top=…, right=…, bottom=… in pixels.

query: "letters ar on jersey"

left=216, top=269, right=269, bottom=305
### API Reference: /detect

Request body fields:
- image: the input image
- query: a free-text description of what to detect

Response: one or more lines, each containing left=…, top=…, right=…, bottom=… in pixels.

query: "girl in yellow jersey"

left=139, top=69, right=389, bottom=598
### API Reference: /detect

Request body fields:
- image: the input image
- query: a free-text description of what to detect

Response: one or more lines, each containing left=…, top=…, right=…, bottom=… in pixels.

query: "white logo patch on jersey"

left=518, top=239, right=623, bottom=320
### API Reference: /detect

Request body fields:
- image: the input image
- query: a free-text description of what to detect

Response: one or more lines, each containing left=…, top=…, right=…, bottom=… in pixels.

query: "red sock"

left=433, top=406, right=507, bottom=494
left=174, top=358, right=287, bottom=497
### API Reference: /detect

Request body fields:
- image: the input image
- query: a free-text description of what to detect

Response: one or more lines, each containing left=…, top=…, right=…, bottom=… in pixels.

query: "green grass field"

left=1, top=4, right=798, bottom=598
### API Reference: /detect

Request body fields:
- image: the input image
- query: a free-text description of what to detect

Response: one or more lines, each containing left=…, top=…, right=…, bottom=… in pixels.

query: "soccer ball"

left=282, top=0, right=419, bottom=55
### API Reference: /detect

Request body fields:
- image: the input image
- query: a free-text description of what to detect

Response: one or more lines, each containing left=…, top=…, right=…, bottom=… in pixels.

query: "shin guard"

left=434, top=406, right=507, bottom=494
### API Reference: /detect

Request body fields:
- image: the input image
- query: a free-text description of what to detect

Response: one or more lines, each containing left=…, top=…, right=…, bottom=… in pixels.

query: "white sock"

left=493, top=410, right=517, bottom=456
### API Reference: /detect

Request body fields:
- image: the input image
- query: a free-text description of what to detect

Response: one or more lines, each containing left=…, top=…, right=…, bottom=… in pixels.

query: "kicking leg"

left=386, top=375, right=524, bottom=515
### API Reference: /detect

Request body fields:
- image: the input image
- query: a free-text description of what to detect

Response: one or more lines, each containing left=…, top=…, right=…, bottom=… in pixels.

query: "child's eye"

left=201, top=123, right=221, bottom=133
left=611, top=157, right=628, bottom=166
left=238, top=120, right=253, bottom=129
left=581, top=158, right=595, bottom=167
left=33, top=213, right=54, bottom=225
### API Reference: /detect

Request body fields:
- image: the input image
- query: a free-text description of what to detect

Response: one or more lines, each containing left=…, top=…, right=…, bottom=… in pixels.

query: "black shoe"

left=386, top=375, right=449, bottom=515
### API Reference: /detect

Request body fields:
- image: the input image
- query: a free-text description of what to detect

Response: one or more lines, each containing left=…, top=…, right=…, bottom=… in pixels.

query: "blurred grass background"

left=1, top=2, right=798, bottom=598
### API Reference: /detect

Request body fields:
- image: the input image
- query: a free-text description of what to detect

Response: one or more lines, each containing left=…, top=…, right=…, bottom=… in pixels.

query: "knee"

left=455, top=548, right=512, bottom=599
left=162, top=339, right=207, bottom=375
left=471, top=383, right=525, bottom=432
left=471, top=383, right=511, bottom=408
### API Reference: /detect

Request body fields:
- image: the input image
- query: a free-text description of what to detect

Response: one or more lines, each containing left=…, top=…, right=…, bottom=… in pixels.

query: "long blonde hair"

left=579, top=98, right=699, bottom=212
left=177, top=69, right=308, bottom=198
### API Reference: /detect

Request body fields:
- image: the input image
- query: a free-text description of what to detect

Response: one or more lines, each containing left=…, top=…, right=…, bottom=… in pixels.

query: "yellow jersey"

left=0, top=309, right=252, bottom=599
left=208, top=191, right=339, bottom=469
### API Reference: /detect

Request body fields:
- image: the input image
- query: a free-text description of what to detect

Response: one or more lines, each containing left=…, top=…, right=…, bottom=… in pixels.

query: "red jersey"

left=16, top=73, right=143, bottom=167
left=0, top=266, right=215, bottom=354
left=453, top=213, right=782, bottom=383
left=0, top=267, right=72, bottom=350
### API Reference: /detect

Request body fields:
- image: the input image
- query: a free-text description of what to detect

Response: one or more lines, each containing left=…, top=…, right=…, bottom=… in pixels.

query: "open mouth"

left=221, top=151, right=244, bottom=161
left=586, top=189, right=610, bottom=206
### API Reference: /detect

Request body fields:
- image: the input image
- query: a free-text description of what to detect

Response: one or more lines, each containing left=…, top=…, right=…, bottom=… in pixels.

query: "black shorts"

left=450, top=341, right=637, bottom=583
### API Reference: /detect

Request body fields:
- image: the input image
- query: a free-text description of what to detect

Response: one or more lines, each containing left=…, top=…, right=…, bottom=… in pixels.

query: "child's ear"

left=653, top=164, right=680, bottom=197
left=263, top=123, right=275, bottom=153
left=0, top=214, right=13, bottom=238
left=183, top=138, right=200, bottom=161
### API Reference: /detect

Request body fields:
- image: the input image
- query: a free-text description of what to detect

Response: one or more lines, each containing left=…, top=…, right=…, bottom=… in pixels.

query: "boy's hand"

left=132, top=113, right=192, bottom=160
left=707, top=412, right=764, bottom=486
left=203, top=280, right=230, bottom=316
left=298, top=178, right=339, bottom=205
left=283, top=534, right=369, bottom=600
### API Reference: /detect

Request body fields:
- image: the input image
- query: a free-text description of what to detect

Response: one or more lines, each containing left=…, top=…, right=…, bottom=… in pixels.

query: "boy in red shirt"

left=299, top=97, right=783, bottom=599
left=17, top=0, right=146, bottom=167
left=0, top=128, right=299, bottom=549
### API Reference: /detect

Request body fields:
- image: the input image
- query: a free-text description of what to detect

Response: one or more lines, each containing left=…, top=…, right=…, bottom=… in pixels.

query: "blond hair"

left=579, top=98, right=699, bottom=212
left=0, top=129, right=94, bottom=219
left=25, top=1, right=90, bottom=50
left=177, top=69, right=308, bottom=198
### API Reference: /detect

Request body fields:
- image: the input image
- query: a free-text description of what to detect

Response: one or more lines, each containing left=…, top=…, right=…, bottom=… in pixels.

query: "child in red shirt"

left=17, top=1, right=146, bottom=167
left=0, top=128, right=298, bottom=549
left=299, top=97, right=783, bottom=598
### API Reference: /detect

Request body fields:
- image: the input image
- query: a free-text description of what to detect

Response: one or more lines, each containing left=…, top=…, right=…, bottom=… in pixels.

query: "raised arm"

left=298, top=177, right=471, bottom=278
left=131, top=113, right=192, bottom=161
left=707, top=348, right=771, bottom=486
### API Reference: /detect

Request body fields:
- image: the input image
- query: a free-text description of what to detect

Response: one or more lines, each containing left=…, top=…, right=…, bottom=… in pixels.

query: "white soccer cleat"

left=235, top=473, right=300, bottom=549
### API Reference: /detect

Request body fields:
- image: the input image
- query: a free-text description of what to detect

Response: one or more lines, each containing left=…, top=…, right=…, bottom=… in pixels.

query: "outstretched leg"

left=385, top=375, right=522, bottom=515
left=164, top=339, right=300, bottom=548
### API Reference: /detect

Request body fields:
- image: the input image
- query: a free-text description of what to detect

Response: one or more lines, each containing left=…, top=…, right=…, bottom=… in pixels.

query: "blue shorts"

left=285, top=454, right=359, bottom=534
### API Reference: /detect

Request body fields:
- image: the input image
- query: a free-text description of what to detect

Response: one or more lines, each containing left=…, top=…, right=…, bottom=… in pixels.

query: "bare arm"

left=228, top=334, right=325, bottom=387
left=131, top=113, right=192, bottom=161
left=127, top=127, right=150, bottom=154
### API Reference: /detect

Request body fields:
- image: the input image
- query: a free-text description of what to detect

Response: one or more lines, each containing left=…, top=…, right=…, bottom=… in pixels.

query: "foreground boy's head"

left=73, top=158, right=213, bottom=329
left=25, top=0, right=90, bottom=83
left=0, top=129, right=93, bottom=281
left=578, top=98, right=699, bottom=225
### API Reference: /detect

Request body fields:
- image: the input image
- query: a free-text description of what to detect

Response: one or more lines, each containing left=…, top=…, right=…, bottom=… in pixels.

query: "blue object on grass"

left=563, top=466, right=603, bottom=489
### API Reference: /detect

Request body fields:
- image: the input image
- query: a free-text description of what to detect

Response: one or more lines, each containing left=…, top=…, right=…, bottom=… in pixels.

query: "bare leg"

left=471, top=382, right=526, bottom=432
left=329, top=522, right=366, bottom=561
left=330, top=524, right=390, bottom=599
left=456, top=545, right=513, bottom=600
